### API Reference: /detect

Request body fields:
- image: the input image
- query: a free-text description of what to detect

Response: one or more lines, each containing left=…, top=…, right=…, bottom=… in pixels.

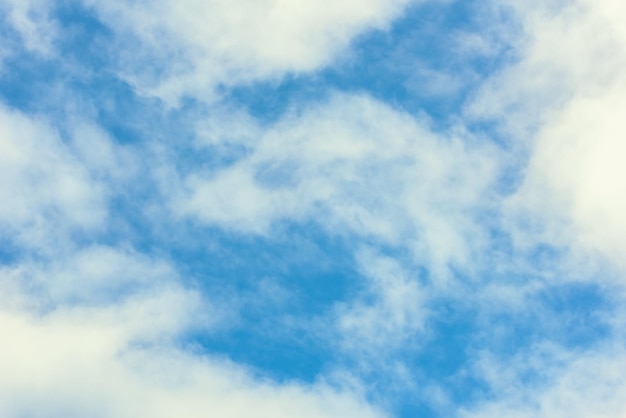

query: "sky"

left=1, top=0, right=626, bottom=417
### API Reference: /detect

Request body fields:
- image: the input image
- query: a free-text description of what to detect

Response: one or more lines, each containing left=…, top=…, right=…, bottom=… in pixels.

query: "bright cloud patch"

left=85, top=0, right=414, bottom=102
left=508, top=1, right=626, bottom=273
left=0, top=305, right=384, bottom=418
left=0, top=106, right=107, bottom=247
left=1, top=0, right=626, bottom=417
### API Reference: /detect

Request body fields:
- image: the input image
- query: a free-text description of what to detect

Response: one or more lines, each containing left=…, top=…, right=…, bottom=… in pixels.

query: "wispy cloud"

left=0, top=105, right=107, bottom=248
left=172, top=93, right=499, bottom=278
left=0, top=0, right=57, bottom=56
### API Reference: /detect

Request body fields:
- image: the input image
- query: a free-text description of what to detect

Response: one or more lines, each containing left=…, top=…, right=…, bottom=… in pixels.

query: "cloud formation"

left=0, top=105, right=107, bottom=248
left=475, top=0, right=626, bottom=273
left=2, top=0, right=626, bottom=417
left=86, top=0, right=416, bottom=102
left=175, top=93, right=498, bottom=278
left=0, top=292, right=385, bottom=418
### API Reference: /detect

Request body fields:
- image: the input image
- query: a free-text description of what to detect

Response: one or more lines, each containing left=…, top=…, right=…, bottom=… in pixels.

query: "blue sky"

left=1, top=1, right=626, bottom=417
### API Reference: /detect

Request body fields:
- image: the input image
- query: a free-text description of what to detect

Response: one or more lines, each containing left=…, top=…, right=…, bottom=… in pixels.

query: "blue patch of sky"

left=0, top=50, right=60, bottom=112
left=175, top=222, right=364, bottom=383
left=465, top=282, right=613, bottom=370
left=395, top=402, right=442, bottom=418
left=187, top=314, right=336, bottom=384
left=0, top=234, right=23, bottom=265
left=403, top=306, right=488, bottom=408
left=173, top=222, right=358, bottom=303
left=54, top=1, right=114, bottom=68
left=537, top=282, right=614, bottom=347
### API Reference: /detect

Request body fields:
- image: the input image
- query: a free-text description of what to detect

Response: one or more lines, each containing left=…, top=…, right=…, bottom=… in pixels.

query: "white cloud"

left=68, top=122, right=139, bottom=183
left=0, top=0, right=57, bottom=56
left=513, top=87, right=626, bottom=271
left=0, top=295, right=387, bottom=418
left=454, top=1, right=626, bottom=414
left=1, top=246, right=178, bottom=308
left=469, top=0, right=626, bottom=274
left=0, top=105, right=108, bottom=249
left=336, top=249, right=428, bottom=355
left=84, top=0, right=416, bottom=103
left=173, top=93, right=499, bottom=278
left=460, top=343, right=626, bottom=418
